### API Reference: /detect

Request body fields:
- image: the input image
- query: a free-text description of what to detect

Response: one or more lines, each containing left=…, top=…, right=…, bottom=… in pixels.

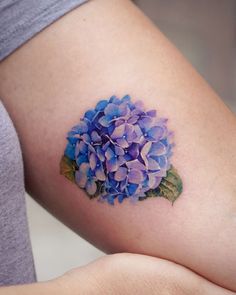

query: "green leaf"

left=145, top=165, right=183, bottom=204
left=60, top=155, right=77, bottom=182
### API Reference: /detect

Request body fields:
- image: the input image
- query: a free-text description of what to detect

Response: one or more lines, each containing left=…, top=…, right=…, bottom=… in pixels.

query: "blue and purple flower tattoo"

left=60, top=95, right=182, bottom=205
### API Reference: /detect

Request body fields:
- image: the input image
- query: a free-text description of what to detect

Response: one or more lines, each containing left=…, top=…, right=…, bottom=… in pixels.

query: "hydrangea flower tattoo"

left=60, top=95, right=182, bottom=205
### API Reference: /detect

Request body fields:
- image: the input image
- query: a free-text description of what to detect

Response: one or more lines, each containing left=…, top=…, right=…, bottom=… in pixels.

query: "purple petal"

left=118, top=156, right=126, bottom=166
left=134, top=124, right=143, bottom=137
left=125, top=124, right=135, bottom=142
left=134, top=101, right=144, bottom=110
left=146, top=110, right=156, bottom=117
left=153, top=169, right=167, bottom=178
left=127, top=115, right=139, bottom=124
left=118, top=104, right=129, bottom=116
left=126, top=159, right=146, bottom=170
left=150, top=142, right=166, bottom=156
left=125, top=124, right=134, bottom=134
left=115, top=119, right=125, bottom=126
left=120, top=179, right=128, bottom=191
left=148, top=174, right=162, bottom=189
left=80, top=162, right=90, bottom=172
left=91, top=131, right=101, bottom=143
left=116, top=138, right=129, bottom=148
left=147, top=157, right=160, bottom=171
left=86, top=180, right=97, bottom=195
left=89, top=153, right=97, bottom=170
left=141, top=142, right=152, bottom=160
left=95, top=166, right=106, bottom=181
left=111, top=124, right=125, bottom=139
left=115, top=146, right=125, bottom=156
left=102, top=140, right=110, bottom=151
left=138, top=117, right=153, bottom=131
left=114, top=167, right=128, bottom=181
left=128, top=143, right=139, bottom=158
left=158, top=118, right=168, bottom=125
left=128, top=169, right=144, bottom=184
left=133, top=124, right=143, bottom=143
left=126, top=132, right=136, bottom=143
left=75, top=170, right=87, bottom=188
left=88, top=144, right=96, bottom=154
left=148, top=126, right=164, bottom=141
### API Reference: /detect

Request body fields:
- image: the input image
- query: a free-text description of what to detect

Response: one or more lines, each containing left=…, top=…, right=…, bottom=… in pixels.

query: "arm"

left=0, top=0, right=236, bottom=291
left=1, top=254, right=235, bottom=295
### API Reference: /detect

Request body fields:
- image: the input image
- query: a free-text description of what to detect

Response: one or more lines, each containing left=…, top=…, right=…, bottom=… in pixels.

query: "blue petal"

left=91, top=131, right=101, bottom=142
left=127, top=183, right=139, bottom=196
left=95, top=100, right=109, bottom=111
left=108, top=124, right=115, bottom=135
left=67, top=136, right=79, bottom=145
left=121, top=94, right=131, bottom=103
left=157, top=155, right=168, bottom=168
left=105, top=147, right=115, bottom=160
left=118, top=194, right=125, bottom=203
left=107, top=195, right=115, bottom=205
left=98, top=115, right=111, bottom=127
left=76, top=154, right=88, bottom=166
left=106, top=157, right=119, bottom=172
left=104, top=103, right=120, bottom=116
left=64, top=143, right=75, bottom=160
left=109, top=96, right=120, bottom=104
left=95, top=166, right=106, bottom=181
left=81, top=133, right=91, bottom=144
left=76, top=141, right=88, bottom=155
left=96, top=146, right=105, bottom=161
left=84, top=110, right=96, bottom=121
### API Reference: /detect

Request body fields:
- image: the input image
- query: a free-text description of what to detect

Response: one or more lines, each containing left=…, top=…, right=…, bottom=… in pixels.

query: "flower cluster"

left=64, top=95, right=174, bottom=204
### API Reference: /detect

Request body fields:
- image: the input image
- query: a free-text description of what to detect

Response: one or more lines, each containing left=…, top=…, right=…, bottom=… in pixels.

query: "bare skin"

left=0, top=0, right=235, bottom=291
left=1, top=254, right=235, bottom=295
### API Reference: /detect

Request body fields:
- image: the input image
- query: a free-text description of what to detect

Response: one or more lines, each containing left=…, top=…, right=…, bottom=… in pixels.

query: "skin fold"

left=1, top=253, right=235, bottom=295
left=0, top=0, right=235, bottom=292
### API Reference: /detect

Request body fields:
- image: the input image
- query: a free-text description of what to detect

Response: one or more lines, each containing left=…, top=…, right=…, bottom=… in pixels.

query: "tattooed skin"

left=60, top=95, right=182, bottom=205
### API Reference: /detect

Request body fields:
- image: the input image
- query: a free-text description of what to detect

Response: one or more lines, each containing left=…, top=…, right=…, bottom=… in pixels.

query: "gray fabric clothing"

left=0, top=0, right=88, bottom=61
left=0, top=101, right=36, bottom=286
left=0, top=0, right=88, bottom=285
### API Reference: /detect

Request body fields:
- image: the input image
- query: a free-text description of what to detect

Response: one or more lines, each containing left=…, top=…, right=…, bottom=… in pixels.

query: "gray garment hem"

left=0, top=0, right=88, bottom=61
